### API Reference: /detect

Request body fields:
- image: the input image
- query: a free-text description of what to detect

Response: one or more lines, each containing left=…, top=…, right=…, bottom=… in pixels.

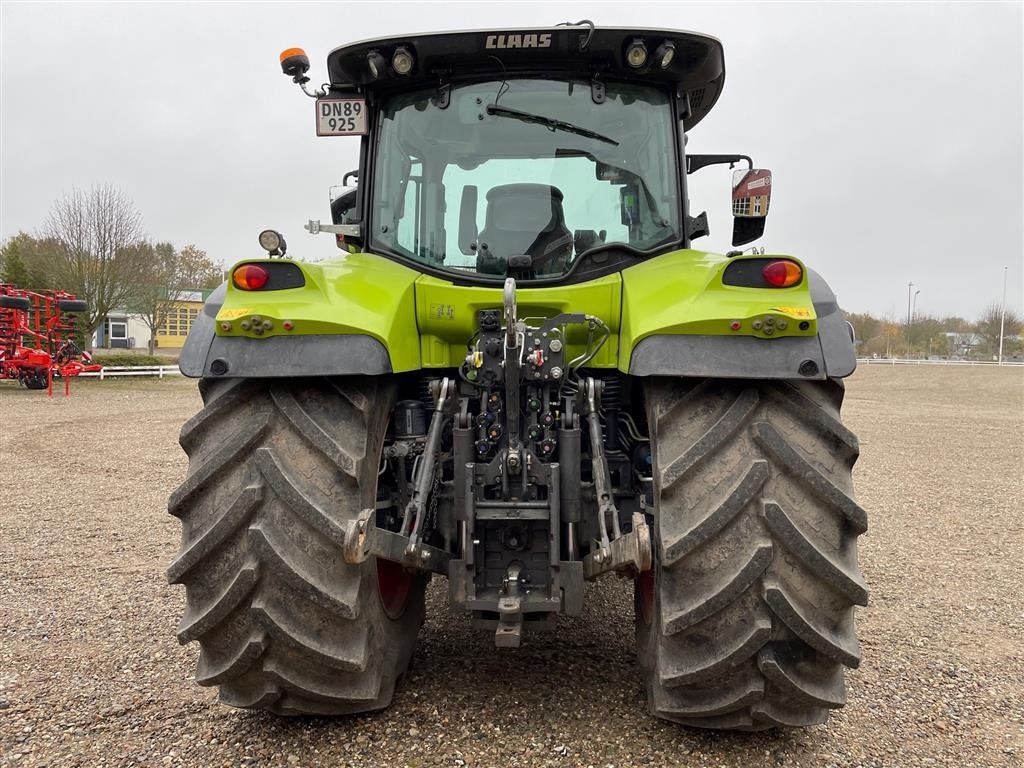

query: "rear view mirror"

left=731, top=168, right=771, bottom=218
left=458, top=186, right=478, bottom=255
left=330, top=186, right=358, bottom=224
left=329, top=184, right=361, bottom=251
left=732, top=217, right=766, bottom=247
left=731, top=168, right=771, bottom=246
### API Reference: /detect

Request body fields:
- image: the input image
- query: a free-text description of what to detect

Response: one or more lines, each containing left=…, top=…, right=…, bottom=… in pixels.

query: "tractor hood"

left=325, top=25, right=725, bottom=129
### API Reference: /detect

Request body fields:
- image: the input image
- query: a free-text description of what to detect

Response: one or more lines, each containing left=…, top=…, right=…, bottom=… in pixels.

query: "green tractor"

left=169, top=24, right=866, bottom=731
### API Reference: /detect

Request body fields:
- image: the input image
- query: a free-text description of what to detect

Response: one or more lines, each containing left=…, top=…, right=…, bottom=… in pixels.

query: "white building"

left=92, top=313, right=152, bottom=350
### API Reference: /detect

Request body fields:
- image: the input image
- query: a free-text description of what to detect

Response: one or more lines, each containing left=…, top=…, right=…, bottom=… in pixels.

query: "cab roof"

left=326, top=25, right=725, bottom=130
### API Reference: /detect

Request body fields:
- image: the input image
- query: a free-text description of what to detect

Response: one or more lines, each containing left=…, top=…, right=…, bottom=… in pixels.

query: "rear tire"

left=24, top=372, right=48, bottom=390
left=638, top=378, right=867, bottom=730
left=0, top=295, right=31, bottom=310
left=168, top=376, right=426, bottom=715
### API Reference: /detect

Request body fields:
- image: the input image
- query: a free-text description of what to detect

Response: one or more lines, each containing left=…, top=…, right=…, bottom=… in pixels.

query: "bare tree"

left=44, top=185, right=146, bottom=335
left=127, top=242, right=223, bottom=354
left=974, top=302, right=1023, bottom=357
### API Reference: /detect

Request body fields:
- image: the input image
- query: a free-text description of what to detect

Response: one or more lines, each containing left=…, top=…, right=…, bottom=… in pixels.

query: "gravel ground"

left=1, top=366, right=1022, bottom=768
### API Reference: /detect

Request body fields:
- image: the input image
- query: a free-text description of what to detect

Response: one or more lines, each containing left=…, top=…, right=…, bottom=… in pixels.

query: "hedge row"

left=89, top=353, right=178, bottom=367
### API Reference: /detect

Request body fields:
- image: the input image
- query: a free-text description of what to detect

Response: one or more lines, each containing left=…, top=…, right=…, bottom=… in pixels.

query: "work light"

left=392, top=46, right=414, bottom=75
left=625, top=39, right=648, bottom=68
left=258, top=229, right=286, bottom=256
left=367, top=50, right=387, bottom=79
left=654, top=41, right=676, bottom=69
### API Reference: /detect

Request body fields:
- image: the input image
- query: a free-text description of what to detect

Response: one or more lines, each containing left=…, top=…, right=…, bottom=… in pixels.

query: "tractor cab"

left=282, top=25, right=770, bottom=280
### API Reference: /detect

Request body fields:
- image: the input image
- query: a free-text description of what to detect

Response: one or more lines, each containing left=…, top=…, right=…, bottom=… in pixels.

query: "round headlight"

left=258, top=229, right=282, bottom=253
left=625, top=40, right=648, bottom=69
left=392, top=46, right=414, bottom=76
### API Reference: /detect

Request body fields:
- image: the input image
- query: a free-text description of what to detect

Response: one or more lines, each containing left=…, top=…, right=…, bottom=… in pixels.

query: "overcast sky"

left=2, top=1, right=1021, bottom=320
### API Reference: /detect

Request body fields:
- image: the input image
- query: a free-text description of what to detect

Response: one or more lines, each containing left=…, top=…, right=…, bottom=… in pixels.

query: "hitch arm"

left=400, top=377, right=454, bottom=554
left=583, top=378, right=616, bottom=559
left=343, top=509, right=451, bottom=576
left=583, top=512, right=652, bottom=580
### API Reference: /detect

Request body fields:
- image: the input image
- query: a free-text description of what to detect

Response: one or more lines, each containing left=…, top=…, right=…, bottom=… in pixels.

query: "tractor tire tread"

left=168, top=376, right=424, bottom=716
left=639, top=378, right=866, bottom=731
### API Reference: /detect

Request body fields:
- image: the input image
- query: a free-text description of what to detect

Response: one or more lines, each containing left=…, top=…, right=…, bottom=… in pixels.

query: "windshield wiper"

left=577, top=234, right=681, bottom=262
left=486, top=104, right=619, bottom=146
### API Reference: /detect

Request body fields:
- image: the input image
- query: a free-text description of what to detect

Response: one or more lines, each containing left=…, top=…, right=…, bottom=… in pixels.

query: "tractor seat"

left=477, top=184, right=573, bottom=275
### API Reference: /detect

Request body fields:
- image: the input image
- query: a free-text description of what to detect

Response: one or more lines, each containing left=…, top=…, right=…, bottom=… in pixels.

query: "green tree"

left=938, top=315, right=970, bottom=333
left=909, top=314, right=944, bottom=358
left=126, top=242, right=222, bottom=354
left=0, top=235, right=28, bottom=285
left=0, top=232, right=62, bottom=289
left=845, top=311, right=881, bottom=345
left=862, top=322, right=902, bottom=357
left=177, top=244, right=224, bottom=289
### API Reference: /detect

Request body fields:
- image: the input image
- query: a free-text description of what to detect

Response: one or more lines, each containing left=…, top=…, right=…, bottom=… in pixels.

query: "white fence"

left=80, top=365, right=182, bottom=379
left=74, top=361, right=1022, bottom=379
left=857, top=358, right=1023, bottom=367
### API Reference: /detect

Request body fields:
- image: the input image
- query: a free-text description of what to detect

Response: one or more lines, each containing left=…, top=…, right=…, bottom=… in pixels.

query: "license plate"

left=316, top=98, right=368, bottom=136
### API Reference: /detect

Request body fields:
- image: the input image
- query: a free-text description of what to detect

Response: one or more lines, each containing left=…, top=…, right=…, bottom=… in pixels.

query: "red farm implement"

left=0, top=284, right=101, bottom=392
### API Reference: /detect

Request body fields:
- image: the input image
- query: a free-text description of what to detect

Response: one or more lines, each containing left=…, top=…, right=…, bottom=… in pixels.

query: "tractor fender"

left=628, top=269, right=856, bottom=380
left=807, top=268, right=857, bottom=378
left=178, top=283, right=392, bottom=379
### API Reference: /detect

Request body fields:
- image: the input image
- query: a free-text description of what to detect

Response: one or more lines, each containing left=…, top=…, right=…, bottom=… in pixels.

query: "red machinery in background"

left=0, top=284, right=102, bottom=390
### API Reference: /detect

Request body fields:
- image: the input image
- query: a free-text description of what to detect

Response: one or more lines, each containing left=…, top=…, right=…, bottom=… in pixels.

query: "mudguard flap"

left=178, top=282, right=394, bottom=378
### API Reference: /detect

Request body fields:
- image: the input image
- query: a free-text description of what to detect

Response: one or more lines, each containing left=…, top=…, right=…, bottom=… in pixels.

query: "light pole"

left=998, top=266, right=1008, bottom=365
left=909, top=280, right=917, bottom=356
left=909, top=288, right=920, bottom=357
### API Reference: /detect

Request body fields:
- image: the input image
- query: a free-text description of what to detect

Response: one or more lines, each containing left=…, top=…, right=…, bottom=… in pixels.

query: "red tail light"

left=762, top=260, right=802, bottom=288
left=232, top=264, right=270, bottom=290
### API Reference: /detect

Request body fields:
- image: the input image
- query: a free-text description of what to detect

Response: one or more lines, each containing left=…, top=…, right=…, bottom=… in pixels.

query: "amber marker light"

left=232, top=264, right=270, bottom=291
left=762, top=259, right=803, bottom=288
left=279, top=47, right=310, bottom=79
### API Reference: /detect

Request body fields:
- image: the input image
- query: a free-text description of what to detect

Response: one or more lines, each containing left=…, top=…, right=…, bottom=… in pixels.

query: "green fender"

left=620, top=250, right=855, bottom=379
left=179, top=253, right=421, bottom=378
left=179, top=249, right=854, bottom=380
